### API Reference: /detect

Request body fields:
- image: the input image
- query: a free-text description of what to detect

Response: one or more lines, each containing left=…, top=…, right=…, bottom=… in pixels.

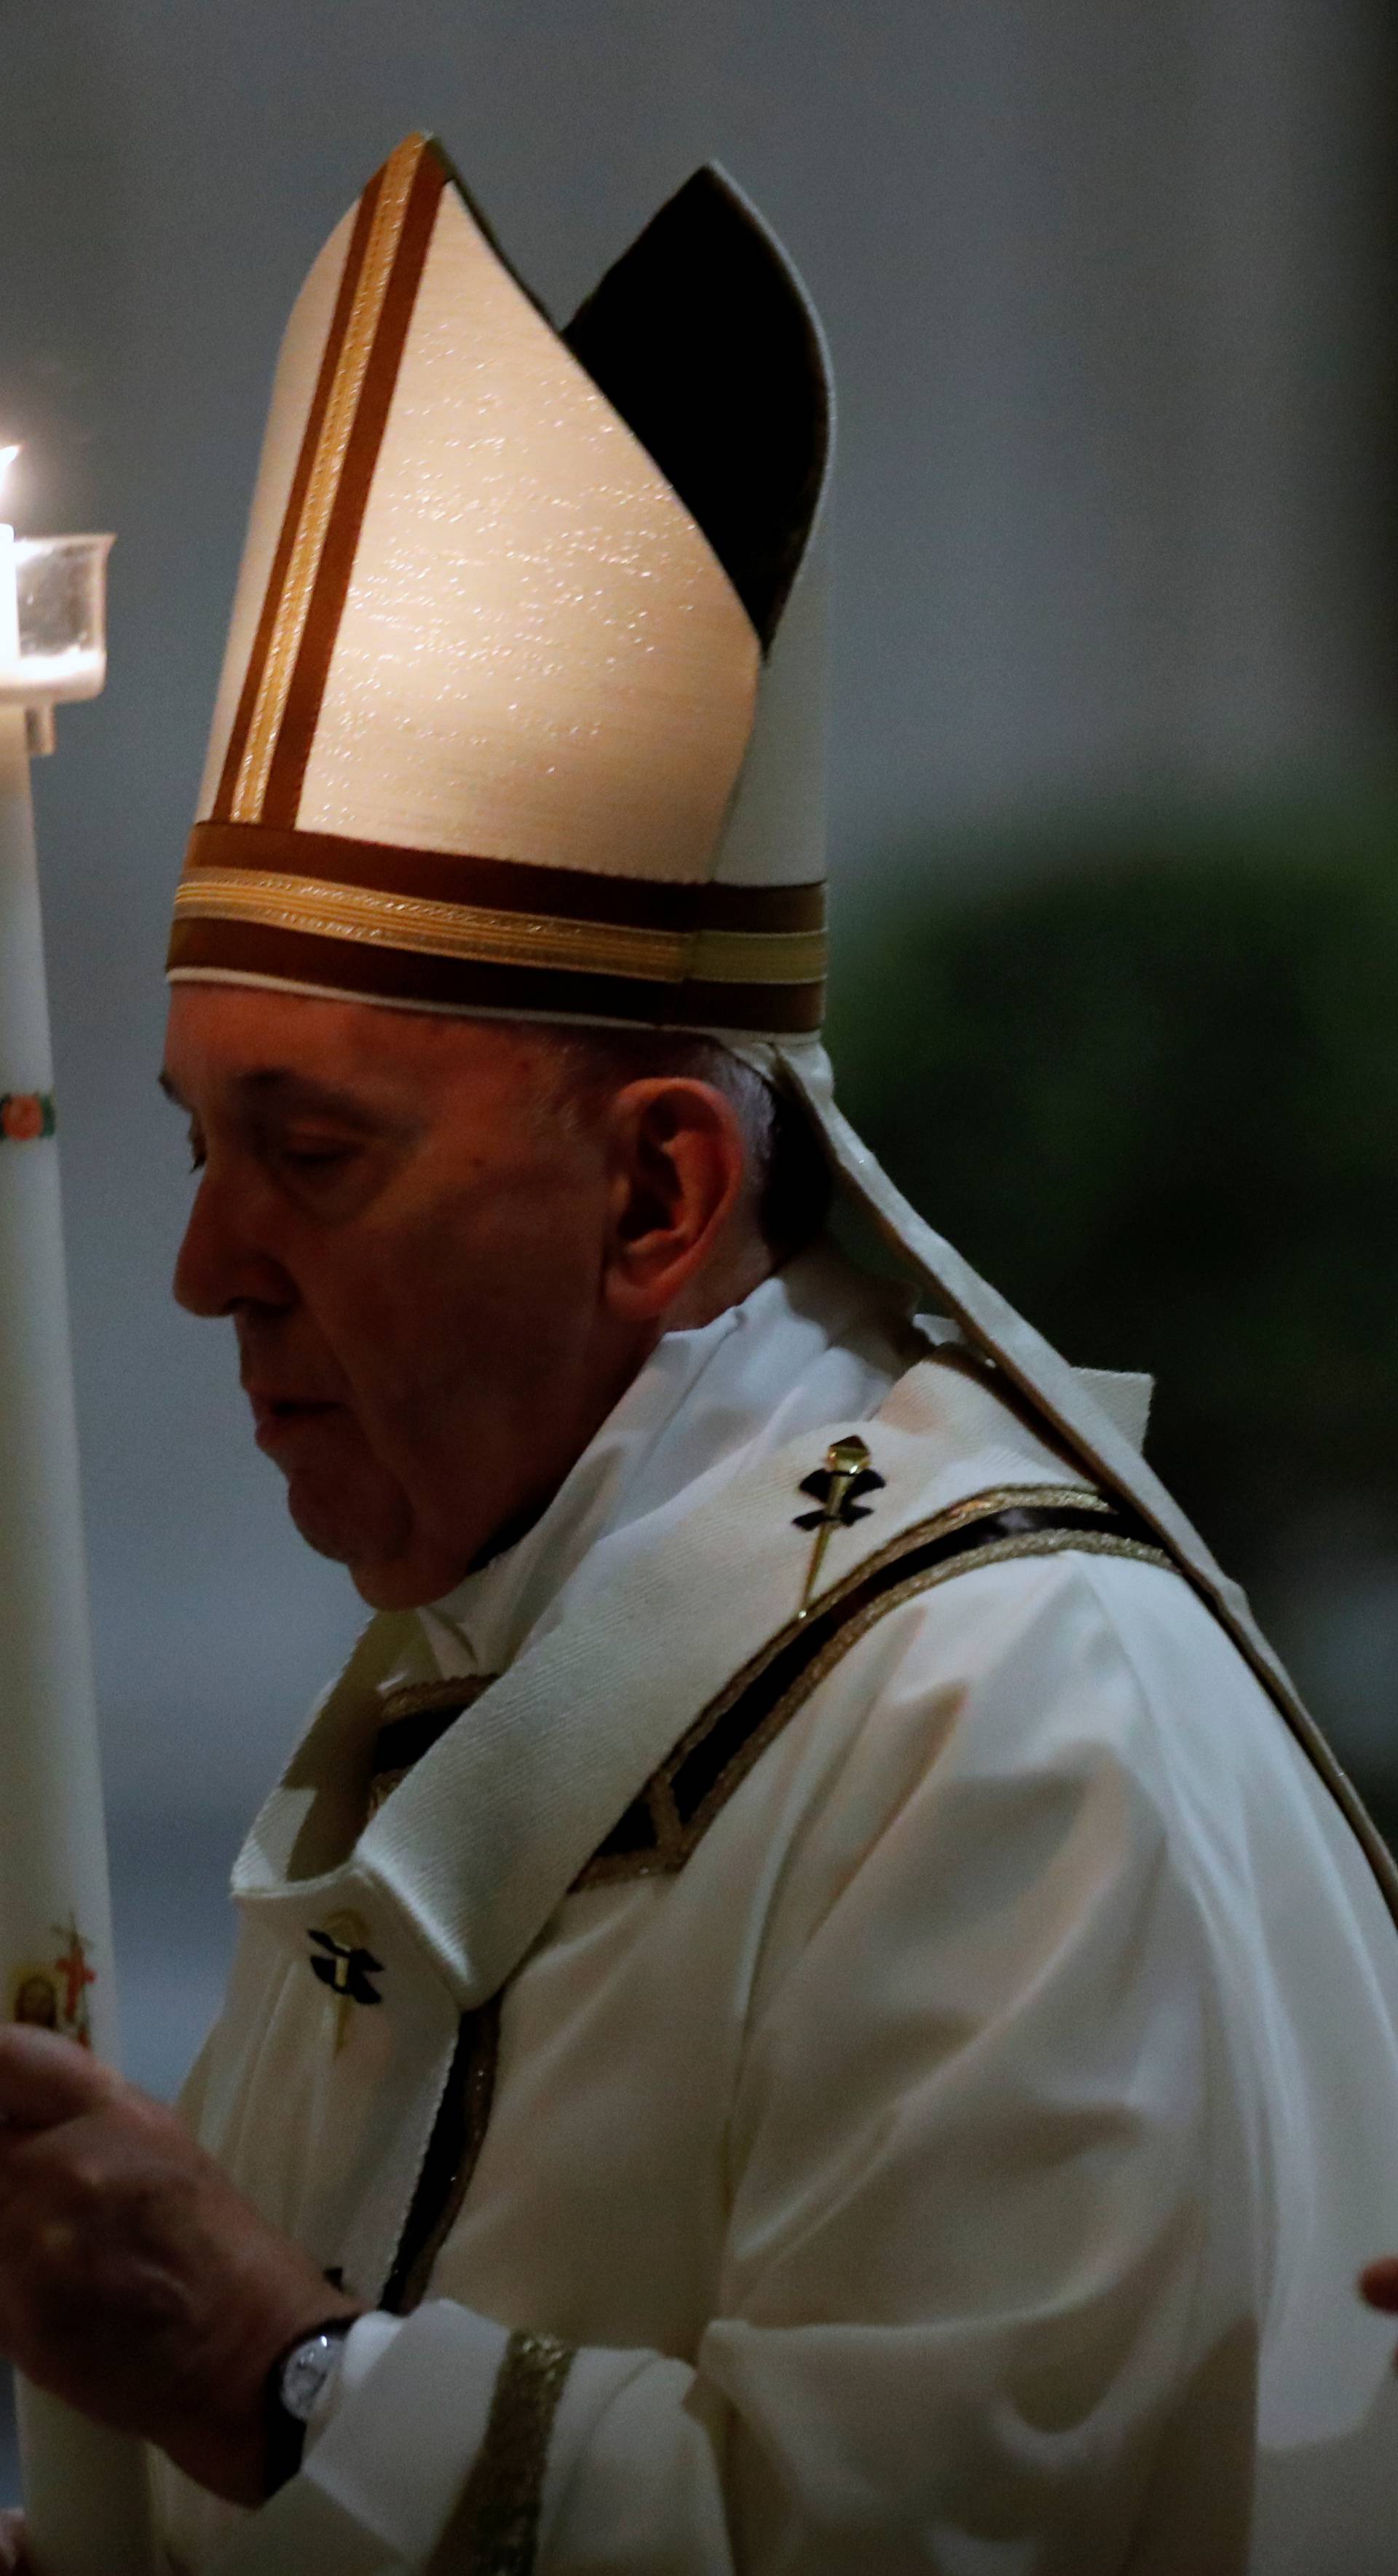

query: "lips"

left=246, top=1389, right=341, bottom=1454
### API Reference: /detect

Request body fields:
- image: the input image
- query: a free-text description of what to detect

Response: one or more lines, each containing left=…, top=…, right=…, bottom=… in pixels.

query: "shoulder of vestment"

left=231, top=1347, right=1187, bottom=2001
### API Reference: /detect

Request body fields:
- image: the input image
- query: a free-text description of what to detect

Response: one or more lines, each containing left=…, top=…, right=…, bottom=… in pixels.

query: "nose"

left=173, top=1162, right=295, bottom=1320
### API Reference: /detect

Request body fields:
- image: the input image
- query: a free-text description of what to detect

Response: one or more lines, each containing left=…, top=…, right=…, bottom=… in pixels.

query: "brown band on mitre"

left=172, top=819, right=827, bottom=1023
left=210, top=162, right=387, bottom=824
left=166, top=916, right=826, bottom=1036
left=181, top=821, right=825, bottom=936
left=260, top=142, right=446, bottom=826
left=214, top=134, right=447, bottom=834
left=172, top=873, right=825, bottom=985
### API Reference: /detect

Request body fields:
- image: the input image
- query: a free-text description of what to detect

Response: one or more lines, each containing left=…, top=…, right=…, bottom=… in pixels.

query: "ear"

left=599, top=1079, right=750, bottom=1323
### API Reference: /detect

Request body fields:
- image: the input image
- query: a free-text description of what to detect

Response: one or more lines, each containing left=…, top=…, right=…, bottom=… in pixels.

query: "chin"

left=285, top=1471, right=395, bottom=1575
left=347, top=1561, right=447, bottom=1612
left=283, top=1481, right=467, bottom=1610
left=344, top=1545, right=479, bottom=1612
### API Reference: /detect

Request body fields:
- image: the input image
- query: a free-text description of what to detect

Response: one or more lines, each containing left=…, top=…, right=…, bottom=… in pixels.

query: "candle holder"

left=0, top=534, right=114, bottom=755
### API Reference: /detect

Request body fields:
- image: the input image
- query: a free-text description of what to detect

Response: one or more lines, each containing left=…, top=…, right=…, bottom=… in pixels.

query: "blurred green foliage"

left=827, top=794, right=1398, bottom=1586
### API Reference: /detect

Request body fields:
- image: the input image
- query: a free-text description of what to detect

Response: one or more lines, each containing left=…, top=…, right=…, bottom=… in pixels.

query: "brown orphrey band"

left=169, top=821, right=828, bottom=1032
left=213, top=132, right=447, bottom=832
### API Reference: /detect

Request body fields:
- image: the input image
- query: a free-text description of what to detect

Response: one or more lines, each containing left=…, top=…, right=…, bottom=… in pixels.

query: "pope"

left=0, top=132, right=1397, bottom=2575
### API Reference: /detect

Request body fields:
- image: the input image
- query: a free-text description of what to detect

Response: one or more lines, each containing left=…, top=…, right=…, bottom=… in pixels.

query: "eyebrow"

left=156, top=1068, right=377, bottom=1121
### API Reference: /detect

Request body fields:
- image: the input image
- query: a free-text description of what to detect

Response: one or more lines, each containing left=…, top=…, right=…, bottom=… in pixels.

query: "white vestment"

left=158, top=1245, right=1398, bottom=2575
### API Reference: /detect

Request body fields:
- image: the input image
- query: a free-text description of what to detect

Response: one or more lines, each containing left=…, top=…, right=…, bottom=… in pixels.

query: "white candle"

left=0, top=438, right=154, bottom=2569
left=0, top=445, right=20, bottom=677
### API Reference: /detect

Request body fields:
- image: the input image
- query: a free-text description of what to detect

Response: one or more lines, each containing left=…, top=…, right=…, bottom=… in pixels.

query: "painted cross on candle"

left=51, top=1914, right=97, bottom=2044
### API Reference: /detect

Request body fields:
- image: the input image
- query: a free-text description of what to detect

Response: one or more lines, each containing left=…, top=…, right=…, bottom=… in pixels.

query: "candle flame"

left=0, top=446, right=17, bottom=508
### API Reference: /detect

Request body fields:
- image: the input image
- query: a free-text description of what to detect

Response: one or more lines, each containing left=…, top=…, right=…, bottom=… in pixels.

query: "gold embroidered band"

left=381, top=1996, right=502, bottom=2315
left=427, top=2328, right=574, bottom=2576
left=169, top=819, right=828, bottom=1031
left=173, top=866, right=826, bottom=988
left=573, top=1484, right=1174, bottom=1888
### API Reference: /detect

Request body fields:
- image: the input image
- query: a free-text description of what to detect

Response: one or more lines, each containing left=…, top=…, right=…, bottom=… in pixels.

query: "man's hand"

left=0, top=2029, right=360, bottom=2505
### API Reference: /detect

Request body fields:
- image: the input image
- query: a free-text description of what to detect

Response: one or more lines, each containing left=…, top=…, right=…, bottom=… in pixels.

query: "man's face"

left=162, top=984, right=644, bottom=1610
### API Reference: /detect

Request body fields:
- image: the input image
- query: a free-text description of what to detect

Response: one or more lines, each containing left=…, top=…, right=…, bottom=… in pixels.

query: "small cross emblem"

left=308, top=1915, right=383, bottom=2051
left=51, top=1916, right=98, bottom=2040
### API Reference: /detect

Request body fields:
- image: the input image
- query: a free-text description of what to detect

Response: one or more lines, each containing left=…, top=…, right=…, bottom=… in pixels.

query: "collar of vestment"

left=412, top=1239, right=920, bottom=1683
left=231, top=1326, right=1138, bottom=2006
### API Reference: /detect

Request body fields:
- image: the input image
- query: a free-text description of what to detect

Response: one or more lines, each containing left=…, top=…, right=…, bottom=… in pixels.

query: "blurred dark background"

left=0, top=0, right=1397, bottom=2322
left=829, top=787, right=1398, bottom=1840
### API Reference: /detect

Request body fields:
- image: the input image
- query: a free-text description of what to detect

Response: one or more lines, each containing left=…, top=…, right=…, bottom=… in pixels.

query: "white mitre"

left=169, top=132, right=825, bottom=1038
left=167, top=132, right=1388, bottom=1893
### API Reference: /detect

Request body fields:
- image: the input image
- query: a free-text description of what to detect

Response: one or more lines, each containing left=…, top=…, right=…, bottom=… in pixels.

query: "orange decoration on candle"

left=0, top=1091, right=54, bottom=1141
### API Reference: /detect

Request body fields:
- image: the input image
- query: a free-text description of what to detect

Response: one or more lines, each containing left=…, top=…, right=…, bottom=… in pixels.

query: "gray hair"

left=537, top=1027, right=832, bottom=1261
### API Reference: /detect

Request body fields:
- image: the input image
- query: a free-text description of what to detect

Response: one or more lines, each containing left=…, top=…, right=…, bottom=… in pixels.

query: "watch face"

left=281, top=2332, right=339, bottom=2425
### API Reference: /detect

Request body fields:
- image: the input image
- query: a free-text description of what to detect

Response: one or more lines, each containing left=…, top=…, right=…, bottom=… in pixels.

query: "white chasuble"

left=155, top=1249, right=1398, bottom=2575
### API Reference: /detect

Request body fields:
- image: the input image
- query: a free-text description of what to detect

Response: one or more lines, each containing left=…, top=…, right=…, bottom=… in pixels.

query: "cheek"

left=318, top=1170, right=600, bottom=1422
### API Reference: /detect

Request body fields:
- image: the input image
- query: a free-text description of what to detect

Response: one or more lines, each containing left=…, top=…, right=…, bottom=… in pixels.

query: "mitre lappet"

left=167, top=130, right=1374, bottom=1859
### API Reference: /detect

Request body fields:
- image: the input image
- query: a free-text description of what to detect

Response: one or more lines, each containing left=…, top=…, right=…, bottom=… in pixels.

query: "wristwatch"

left=264, top=2315, right=358, bottom=2496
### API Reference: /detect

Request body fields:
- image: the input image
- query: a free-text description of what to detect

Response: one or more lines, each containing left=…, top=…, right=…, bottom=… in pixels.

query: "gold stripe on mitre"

left=221, top=134, right=445, bottom=830
left=170, top=867, right=826, bottom=988
left=169, top=817, right=826, bottom=1031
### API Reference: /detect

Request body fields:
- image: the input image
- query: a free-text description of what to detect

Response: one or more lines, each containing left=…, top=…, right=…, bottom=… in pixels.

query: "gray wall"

left=0, top=0, right=1393, bottom=1836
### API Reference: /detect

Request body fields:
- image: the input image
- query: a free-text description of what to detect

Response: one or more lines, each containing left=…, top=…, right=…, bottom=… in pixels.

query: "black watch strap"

left=263, top=2315, right=358, bottom=2498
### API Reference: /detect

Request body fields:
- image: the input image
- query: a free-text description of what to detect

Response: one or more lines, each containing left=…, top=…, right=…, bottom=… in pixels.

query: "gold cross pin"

left=792, top=1435, right=885, bottom=1618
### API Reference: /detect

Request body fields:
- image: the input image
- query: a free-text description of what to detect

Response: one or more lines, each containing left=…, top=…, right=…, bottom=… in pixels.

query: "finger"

left=0, top=2510, right=25, bottom=2572
left=0, top=2028, right=118, bottom=2130
left=1358, top=2257, right=1398, bottom=2311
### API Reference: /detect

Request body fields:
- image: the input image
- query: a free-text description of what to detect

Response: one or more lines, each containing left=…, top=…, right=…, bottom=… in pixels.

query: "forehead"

left=161, top=983, right=560, bottom=1114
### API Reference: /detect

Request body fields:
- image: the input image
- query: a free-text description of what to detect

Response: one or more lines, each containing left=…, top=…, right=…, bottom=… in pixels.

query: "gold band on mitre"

left=167, top=822, right=827, bottom=1034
